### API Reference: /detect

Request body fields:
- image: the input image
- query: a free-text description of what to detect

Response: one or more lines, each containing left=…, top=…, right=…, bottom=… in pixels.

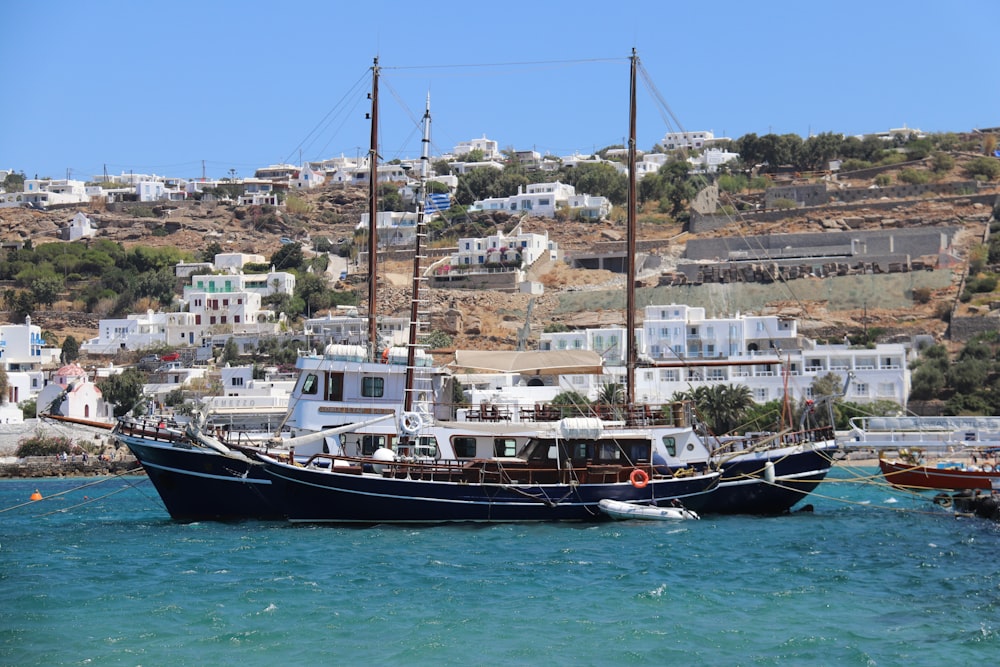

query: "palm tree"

left=596, top=382, right=625, bottom=420
left=691, top=384, right=754, bottom=435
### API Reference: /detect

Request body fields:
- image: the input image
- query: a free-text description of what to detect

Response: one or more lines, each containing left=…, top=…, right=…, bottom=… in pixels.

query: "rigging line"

left=313, top=92, right=369, bottom=163
left=282, top=69, right=371, bottom=165
left=637, top=62, right=687, bottom=137
left=0, top=466, right=146, bottom=514
left=382, top=56, right=623, bottom=72
left=32, top=481, right=144, bottom=518
left=636, top=64, right=811, bottom=315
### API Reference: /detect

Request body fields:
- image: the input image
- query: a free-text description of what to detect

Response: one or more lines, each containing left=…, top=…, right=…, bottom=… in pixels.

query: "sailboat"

left=257, top=52, right=723, bottom=523
left=616, top=64, right=838, bottom=514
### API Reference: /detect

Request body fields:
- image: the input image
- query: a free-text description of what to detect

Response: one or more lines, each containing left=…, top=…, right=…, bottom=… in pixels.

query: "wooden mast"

left=366, top=57, right=380, bottom=361
left=403, top=93, right=432, bottom=413
left=626, top=49, right=638, bottom=408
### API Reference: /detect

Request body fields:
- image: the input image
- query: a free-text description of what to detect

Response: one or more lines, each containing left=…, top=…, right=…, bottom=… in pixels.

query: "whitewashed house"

left=535, top=304, right=911, bottom=408
left=0, top=178, right=92, bottom=208
left=662, top=130, right=717, bottom=151
left=292, top=163, right=325, bottom=190
left=62, top=212, right=97, bottom=241
left=454, top=135, right=501, bottom=160
left=450, top=223, right=558, bottom=270
left=35, top=363, right=112, bottom=423
left=0, top=316, right=65, bottom=421
left=473, top=181, right=576, bottom=218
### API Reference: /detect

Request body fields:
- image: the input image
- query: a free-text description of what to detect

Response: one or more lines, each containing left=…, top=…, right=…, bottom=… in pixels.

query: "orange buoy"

left=29, top=489, right=43, bottom=501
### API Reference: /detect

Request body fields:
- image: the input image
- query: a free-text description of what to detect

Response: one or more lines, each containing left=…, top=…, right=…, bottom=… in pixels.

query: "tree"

left=548, top=390, right=590, bottom=417
left=0, top=367, right=7, bottom=404
left=221, top=338, right=240, bottom=365
left=2, top=171, right=24, bottom=193
left=200, top=241, right=224, bottom=263
left=61, top=335, right=80, bottom=363
left=596, top=382, right=626, bottom=419
left=270, top=243, right=304, bottom=272
left=689, top=384, right=754, bottom=434
left=295, top=272, right=332, bottom=316
left=97, top=368, right=147, bottom=417
left=30, top=274, right=64, bottom=307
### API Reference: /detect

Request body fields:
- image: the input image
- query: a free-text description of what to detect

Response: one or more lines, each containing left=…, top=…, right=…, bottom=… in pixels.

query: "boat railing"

left=288, top=452, right=677, bottom=486
left=460, top=401, right=692, bottom=427
left=115, top=417, right=187, bottom=444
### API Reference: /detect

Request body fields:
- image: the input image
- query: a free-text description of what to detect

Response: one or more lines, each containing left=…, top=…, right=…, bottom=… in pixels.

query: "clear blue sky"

left=2, top=0, right=996, bottom=181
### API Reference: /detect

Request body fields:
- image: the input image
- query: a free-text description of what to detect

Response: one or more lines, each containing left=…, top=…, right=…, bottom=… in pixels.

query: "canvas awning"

left=450, top=350, right=605, bottom=375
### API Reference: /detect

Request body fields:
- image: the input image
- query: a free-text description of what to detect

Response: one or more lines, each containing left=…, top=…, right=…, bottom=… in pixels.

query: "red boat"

left=879, top=456, right=1000, bottom=491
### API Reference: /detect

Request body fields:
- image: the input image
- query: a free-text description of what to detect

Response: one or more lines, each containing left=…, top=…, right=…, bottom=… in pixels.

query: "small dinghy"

left=598, top=498, right=699, bottom=521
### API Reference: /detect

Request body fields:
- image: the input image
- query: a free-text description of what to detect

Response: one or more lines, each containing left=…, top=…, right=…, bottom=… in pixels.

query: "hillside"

left=1, top=157, right=998, bottom=356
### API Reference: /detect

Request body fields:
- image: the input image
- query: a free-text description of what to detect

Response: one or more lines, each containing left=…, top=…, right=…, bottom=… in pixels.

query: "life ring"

left=400, top=411, right=423, bottom=435
left=629, top=468, right=650, bottom=489
left=982, top=464, right=994, bottom=473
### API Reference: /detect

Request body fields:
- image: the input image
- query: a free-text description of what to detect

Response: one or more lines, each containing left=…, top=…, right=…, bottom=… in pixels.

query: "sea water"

left=1, top=467, right=998, bottom=666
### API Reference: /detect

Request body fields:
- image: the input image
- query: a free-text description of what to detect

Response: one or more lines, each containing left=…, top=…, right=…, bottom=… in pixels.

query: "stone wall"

left=0, top=456, right=141, bottom=479
left=947, top=315, right=1000, bottom=342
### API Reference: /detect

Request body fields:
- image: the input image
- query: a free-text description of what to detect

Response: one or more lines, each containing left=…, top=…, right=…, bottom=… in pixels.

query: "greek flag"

left=425, top=193, right=451, bottom=213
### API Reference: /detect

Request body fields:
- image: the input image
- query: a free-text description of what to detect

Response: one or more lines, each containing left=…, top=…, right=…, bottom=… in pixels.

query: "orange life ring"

left=629, top=468, right=650, bottom=489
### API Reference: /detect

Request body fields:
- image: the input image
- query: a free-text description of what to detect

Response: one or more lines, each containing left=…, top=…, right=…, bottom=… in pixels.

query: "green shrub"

left=898, top=168, right=931, bottom=185
left=16, top=434, right=78, bottom=457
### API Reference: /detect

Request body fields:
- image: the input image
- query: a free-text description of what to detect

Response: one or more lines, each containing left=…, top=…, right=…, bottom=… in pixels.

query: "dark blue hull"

left=262, top=460, right=721, bottom=523
left=701, top=443, right=837, bottom=515
left=118, top=434, right=282, bottom=521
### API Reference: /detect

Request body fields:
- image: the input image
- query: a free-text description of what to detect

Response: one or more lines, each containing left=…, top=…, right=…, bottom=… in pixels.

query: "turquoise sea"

left=2, top=467, right=999, bottom=666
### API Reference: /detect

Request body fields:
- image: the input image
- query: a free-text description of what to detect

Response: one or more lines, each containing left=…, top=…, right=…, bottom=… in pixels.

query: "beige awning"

left=450, top=350, right=605, bottom=375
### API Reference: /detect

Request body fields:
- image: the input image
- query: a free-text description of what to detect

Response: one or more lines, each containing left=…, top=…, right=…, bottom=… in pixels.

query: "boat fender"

left=764, top=461, right=776, bottom=484
left=371, top=447, right=396, bottom=475
left=982, top=464, right=994, bottom=473
left=933, top=492, right=953, bottom=509
left=400, top=411, right=423, bottom=435
left=629, top=468, right=650, bottom=489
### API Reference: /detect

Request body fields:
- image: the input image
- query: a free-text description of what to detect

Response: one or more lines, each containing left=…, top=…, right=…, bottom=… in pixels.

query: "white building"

left=537, top=304, right=911, bottom=408
left=35, top=363, right=112, bottom=423
left=82, top=266, right=294, bottom=354
left=688, top=147, right=740, bottom=173
left=472, top=181, right=609, bottom=220
left=0, top=316, right=64, bottom=420
left=662, top=130, right=717, bottom=151
left=450, top=223, right=558, bottom=270
left=292, top=163, right=325, bottom=190
left=303, top=312, right=410, bottom=347
left=0, top=178, right=92, bottom=209
left=61, top=211, right=97, bottom=241
left=454, top=135, right=501, bottom=160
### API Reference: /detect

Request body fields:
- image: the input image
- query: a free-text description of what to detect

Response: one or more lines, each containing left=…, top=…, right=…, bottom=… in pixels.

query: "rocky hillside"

left=1, top=161, right=998, bottom=354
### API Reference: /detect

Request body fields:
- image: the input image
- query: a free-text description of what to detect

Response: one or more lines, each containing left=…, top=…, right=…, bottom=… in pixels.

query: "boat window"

left=494, top=438, right=518, bottom=457
left=361, top=435, right=386, bottom=456
left=326, top=372, right=344, bottom=401
left=301, top=373, right=319, bottom=395
left=415, top=436, right=438, bottom=459
left=662, top=436, right=676, bottom=456
left=453, top=437, right=476, bottom=458
left=362, top=376, right=385, bottom=398
left=597, top=443, right=622, bottom=461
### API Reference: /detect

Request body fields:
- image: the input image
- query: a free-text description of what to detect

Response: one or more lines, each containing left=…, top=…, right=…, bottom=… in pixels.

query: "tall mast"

left=403, top=93, right=432, bottom=413
left=366, top=57, right=380, bottom=361
left=626, top=49, right=638, bottom=407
